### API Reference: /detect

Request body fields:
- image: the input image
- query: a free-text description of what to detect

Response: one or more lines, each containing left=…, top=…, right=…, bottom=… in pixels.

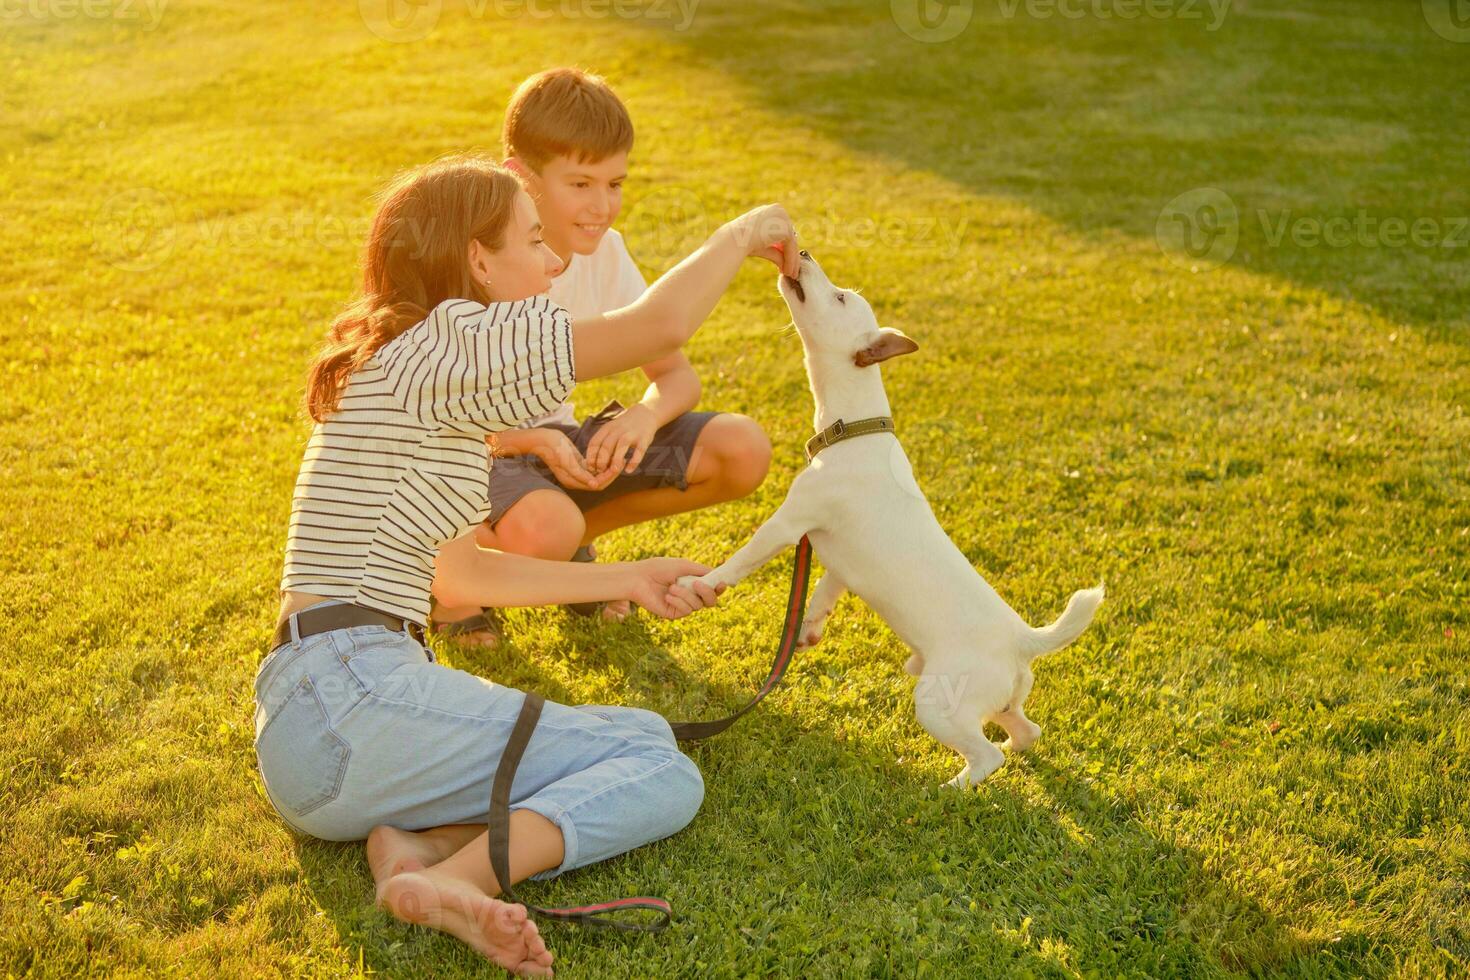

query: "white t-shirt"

left=522, top=227, right=647, bottom=428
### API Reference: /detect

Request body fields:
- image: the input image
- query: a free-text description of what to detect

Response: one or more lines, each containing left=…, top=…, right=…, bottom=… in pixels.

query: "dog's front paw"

left=676, top=573, right=724, bottom=592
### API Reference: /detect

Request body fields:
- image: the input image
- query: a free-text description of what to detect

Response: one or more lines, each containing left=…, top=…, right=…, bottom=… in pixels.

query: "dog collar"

left=805, top=416, right=895, bottom=462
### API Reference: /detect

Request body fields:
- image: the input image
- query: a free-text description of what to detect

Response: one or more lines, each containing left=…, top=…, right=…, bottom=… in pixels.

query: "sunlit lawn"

left=2, top=0, right=1467, bottom=976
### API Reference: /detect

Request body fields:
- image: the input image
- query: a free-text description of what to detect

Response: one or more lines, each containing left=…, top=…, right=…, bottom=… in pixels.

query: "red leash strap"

left=486, top=536, right=815, bottom=933
left=668, top=535, right=815, bottom=741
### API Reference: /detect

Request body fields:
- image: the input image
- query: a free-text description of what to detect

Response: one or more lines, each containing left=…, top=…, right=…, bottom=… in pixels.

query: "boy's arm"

left=582, top=347, right=704, bottom=475
left=581, top=234, right=701, bottom=472
left=615, top=227, right=702, bottom=428
left=635, top=350, right=701, bottom=427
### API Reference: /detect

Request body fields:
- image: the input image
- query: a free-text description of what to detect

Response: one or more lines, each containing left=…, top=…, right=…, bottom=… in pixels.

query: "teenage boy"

left=430, top=68, right=772, bottom=645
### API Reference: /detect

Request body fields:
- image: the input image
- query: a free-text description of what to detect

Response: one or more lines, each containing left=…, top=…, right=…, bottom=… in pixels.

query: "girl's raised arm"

left=572, top=204, right=799, bottom=380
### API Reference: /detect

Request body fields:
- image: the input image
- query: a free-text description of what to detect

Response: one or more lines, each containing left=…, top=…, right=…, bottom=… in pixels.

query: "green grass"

left=3, top=0, right=1468, bottom=975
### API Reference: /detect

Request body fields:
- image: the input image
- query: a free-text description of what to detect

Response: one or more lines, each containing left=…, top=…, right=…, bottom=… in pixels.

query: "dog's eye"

left=835, top=293, right=846, bottom=305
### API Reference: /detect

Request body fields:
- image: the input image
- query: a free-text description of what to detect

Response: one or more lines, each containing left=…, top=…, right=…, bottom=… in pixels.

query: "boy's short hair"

left=502, top=68, right=634, bottom=172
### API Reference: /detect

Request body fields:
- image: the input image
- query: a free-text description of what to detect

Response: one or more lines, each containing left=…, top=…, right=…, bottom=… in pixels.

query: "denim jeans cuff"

left=510, top=801, right=578, bottom=882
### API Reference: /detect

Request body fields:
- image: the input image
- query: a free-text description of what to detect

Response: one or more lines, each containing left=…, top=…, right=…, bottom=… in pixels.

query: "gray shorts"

left=487, top=399, right=719, bottom=527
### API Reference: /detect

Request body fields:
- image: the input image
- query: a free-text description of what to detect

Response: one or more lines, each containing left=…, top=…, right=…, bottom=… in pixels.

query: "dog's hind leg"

left=796, top=573, right=845, bottom=649
left=987, top=668, right=1042, bottom=752
left=913, top=674, right=1007, bottom=789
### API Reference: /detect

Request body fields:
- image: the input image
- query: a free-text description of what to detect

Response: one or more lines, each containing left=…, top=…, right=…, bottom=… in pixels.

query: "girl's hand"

left=529, top=429, right=616, bottom=492
left=625, top=558, right=726, bottom=619
left=584, top=403, right=660, bottom=476
left=726, top=204, right=801, bottom=278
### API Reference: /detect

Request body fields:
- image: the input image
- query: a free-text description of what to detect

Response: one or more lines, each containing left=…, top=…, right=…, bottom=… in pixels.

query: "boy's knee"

left=494, top=491, right=585, bottom=560
left=710, top=415, right=772, bottom=496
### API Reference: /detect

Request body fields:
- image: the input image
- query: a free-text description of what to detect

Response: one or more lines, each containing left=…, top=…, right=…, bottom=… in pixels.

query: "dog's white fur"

left=680, top=253, right=1105, bottom=787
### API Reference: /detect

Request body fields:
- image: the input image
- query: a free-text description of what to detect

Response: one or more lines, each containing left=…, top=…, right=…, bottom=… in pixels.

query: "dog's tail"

left=1022, top=584, right=1105, bottom=659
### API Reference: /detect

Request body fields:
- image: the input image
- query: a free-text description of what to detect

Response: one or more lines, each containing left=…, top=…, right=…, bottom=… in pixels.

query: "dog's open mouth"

left=782, top=275, right=805, bottom=303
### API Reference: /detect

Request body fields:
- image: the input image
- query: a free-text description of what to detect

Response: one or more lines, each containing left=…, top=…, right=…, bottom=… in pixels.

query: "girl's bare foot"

left=379, top=870, right=554, bottom=977
left=366, top=824, right=483, bottom=889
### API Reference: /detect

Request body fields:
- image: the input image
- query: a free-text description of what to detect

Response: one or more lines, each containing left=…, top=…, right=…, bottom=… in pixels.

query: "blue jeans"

left=252, top=608, right=704, bottom=881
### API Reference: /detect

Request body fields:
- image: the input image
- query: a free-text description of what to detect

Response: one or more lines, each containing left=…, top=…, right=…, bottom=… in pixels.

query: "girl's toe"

left=494, top=902, right=526, bottom=931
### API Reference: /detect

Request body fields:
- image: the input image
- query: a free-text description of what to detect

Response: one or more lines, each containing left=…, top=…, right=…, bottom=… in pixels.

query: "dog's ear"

left=854, top=328, right=919, bottom=367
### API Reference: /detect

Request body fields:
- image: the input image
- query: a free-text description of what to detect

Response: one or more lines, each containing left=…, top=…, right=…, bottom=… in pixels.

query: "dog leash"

left=488, top=535, right=815, bottom=932
left=666, top=532, right=814, bottom=741
left=486, top=418, right=898, bottom=932
left=488, top=692, right=679, bottom=931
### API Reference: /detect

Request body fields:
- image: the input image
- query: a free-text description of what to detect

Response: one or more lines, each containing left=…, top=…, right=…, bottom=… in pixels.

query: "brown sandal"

left=563, top=545, right=637, bottom=620
left=564, top=546, right=604, bottom=617
left=429, top=608, right=505, bottom=646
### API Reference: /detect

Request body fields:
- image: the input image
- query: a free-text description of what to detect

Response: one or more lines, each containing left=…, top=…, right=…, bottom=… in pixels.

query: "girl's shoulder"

left=387, top=296, right=568, bottom=353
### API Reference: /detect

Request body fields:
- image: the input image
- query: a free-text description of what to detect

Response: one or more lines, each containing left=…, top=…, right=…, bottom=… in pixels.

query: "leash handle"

left=489, top=692, right=674, bottom=932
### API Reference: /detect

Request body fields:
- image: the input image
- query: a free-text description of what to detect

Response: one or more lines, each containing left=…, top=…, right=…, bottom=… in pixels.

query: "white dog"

left=680, top=251, right=1105, bottom=787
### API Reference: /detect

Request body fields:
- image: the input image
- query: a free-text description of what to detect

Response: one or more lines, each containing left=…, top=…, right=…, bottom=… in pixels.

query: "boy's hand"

left=728, top=204, right=800, bottom=278
left=529, top=429, right=617, bottom=492
left=584, top=403, right=660, bottom=476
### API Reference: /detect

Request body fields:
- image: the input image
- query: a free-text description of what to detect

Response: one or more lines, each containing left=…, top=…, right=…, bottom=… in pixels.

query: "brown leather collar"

left=805, top=416, right=896, bottom=462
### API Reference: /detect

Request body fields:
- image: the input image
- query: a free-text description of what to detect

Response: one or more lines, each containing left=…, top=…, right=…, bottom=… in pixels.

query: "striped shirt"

left=280, top=296, right=576, bottom=625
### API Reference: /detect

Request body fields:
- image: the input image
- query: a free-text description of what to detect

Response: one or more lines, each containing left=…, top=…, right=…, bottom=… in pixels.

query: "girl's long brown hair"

left=306, top=156, right=522, bottom=422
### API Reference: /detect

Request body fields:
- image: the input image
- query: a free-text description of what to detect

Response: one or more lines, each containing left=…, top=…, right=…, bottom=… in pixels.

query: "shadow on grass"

left=1018, top=755, right=1342, bottom=974
left=623, top=0, right=1468, bottom=343
left=444, top=606, right=747, bottom=719
left=285, top=638, right=1340, bottom=975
